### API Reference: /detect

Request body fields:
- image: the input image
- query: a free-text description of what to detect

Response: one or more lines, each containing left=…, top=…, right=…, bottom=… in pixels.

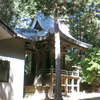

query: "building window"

left=0, top=60, right=10, bottom=82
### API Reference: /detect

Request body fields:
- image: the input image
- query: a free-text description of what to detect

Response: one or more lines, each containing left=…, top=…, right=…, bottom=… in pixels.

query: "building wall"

left=0, top=38, right=25, bottom=100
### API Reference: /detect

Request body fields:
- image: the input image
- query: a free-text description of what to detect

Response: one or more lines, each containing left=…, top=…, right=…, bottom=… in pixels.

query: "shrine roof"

left=0, top=19, right=35, bottom=42
left=15, top=12, right=92, bottom=49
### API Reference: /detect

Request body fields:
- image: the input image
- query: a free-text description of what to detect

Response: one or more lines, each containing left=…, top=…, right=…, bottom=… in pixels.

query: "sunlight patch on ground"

left=24, top=90, right=45, bottom=100
left=22, top=92, right=100, bottom=100
left=67, top=92, right=100, bottom=100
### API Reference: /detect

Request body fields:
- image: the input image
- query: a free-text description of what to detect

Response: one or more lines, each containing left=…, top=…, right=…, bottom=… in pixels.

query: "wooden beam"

left=25, top=48, right=37, bottom=53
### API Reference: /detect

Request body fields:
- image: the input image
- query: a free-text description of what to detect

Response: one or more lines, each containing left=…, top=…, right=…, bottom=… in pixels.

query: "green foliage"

left=67, top=0, right=100, bottom=45
left=0, top=0, right=37, bottom=28
left=79, top=48, right=100, bottom=86
left=25, top=52, right=32, bottom=75
left=64, top=0, right=100, bottom=87
left=65, top=55, right=73, bottom=70
left=0, top=0, right=16, bottom=26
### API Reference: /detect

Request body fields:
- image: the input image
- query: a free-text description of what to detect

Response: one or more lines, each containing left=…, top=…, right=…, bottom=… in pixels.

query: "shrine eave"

left=0, top=19, right=35, bottom=42
left=30, top=12, right=92, bottom=49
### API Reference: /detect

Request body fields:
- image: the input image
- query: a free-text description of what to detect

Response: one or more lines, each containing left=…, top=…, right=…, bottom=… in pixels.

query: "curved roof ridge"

left=31, top=12, right=54, bottom=30
left=14, top=12, right=92, bottom=49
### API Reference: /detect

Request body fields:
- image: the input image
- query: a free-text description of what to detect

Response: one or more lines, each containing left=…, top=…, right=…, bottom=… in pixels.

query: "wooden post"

left=68, top=79, right=70, bottom=92
left=54, top=0, right=62, bottom=100
left=51, top=65, right=54, bottom=97
left=42, top=50, right=44, bottom=68
left=31, top=53, right=35, bottom=75
left=36, top=51, right=39, bottom=73
left=72, top=78, right=74, bottom=93
left=63, top=53, right=66, bottom=70
left=77, top=79, right=80, bottom=92
left=77, top=69, right=80, bottom=92
left=34, top=51, right=39, bottom=86
left=65, top=78, right=68, bottom=96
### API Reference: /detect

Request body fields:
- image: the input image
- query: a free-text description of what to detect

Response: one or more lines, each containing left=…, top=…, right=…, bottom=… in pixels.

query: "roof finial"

left=36, top=10, right=41, bottom=15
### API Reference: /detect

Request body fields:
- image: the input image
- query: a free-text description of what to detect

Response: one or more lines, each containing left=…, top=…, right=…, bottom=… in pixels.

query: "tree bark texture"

left=54, top=0, right=62, bottom=100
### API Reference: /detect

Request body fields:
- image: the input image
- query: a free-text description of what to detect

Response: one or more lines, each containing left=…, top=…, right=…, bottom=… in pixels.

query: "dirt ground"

left=63, top=92, right=100, bottom=100
left=23, top=92, right=100, bottom=100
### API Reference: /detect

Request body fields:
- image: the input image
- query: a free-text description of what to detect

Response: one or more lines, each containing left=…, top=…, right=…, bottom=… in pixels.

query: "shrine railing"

left=37, top=68, right=79, bottom=78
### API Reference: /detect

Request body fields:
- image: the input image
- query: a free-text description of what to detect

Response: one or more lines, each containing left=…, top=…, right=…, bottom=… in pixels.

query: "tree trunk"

left=54, top=0, right=62, bottom=100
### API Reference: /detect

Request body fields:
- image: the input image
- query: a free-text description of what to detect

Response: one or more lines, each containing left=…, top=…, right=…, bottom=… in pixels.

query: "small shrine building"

left=15, top=12, right=92, bottom=95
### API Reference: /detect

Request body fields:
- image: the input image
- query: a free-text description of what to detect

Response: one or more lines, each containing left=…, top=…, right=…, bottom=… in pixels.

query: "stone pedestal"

left=43, top=85, right=50, bottom=100
left=37, top=84, right=43, bottom=93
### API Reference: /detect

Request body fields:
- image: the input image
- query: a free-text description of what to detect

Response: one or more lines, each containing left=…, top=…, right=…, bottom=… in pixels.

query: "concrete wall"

left=0, top=38, right=25, bottom=100
left=0, top=38, right=25, bottom=59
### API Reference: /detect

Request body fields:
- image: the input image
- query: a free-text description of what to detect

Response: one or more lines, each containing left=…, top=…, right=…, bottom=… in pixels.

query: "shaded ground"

left=23, top=92, right=100, bottom=100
